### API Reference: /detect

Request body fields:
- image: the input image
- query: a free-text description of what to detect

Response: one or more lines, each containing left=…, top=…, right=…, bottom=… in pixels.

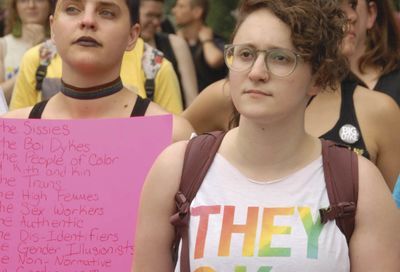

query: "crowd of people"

left=0, top=0, right=399, bottom=270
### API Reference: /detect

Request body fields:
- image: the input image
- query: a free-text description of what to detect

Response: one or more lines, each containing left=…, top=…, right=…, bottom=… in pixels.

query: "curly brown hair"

left=358, top=0, right=400, bottom=75
left=232, top=0, right=349, bottom=90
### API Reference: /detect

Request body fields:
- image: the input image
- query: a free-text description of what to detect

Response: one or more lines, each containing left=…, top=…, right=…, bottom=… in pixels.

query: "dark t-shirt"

left=189, top=33, right=227, bottom=92
left=374, top=67, right=400, bottom=106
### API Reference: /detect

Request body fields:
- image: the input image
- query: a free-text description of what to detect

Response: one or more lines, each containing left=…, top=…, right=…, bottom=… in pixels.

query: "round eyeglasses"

left=224, top=44, right=303, bottom=77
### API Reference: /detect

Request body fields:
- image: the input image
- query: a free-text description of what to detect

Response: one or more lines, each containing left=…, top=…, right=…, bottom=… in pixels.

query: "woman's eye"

left=273, top=56, right=288, bottom=62
left=239, top=49, right=255, bottom=60
left=269, top=52, right=292, bottom=64
left=65, top=6, right=80, bottom=14
left=99, top=10, right=115, bottom=18
left=349, top=0, right=358, bottom=9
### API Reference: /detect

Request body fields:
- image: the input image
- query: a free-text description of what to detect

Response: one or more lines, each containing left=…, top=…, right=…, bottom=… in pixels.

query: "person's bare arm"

left=349, top=156, right=400, bottom=271
left=355, top=88, right=400, bottom=190
left=0, top=77, right=17, bottom=104
left=172, top=114, right=194, bottom=142
left=198, top=26, right=224, bottom=69
left=0, top=37, right=15, bottom=104
left=372, top=98, right=400, bottom=191
left=147, top=101, right=194, bottom=142
left=1, top=107, right=32, bottom=118
left=132, top=141, right=187, bottom=272
left=169, top=34, right=198, bottom=107
left=182, top=79, right=234, bottom=134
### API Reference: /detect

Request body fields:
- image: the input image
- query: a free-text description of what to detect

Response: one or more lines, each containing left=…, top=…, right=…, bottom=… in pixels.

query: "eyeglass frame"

left=224, top=44, right=305, bottom=77
left=16, top=0, right=48, bottom=5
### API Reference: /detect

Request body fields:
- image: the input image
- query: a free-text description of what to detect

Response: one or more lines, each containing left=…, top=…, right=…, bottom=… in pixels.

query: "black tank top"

left=374, top=67, right=400, bottom=106
left=319, top=78, right=371, bottom=159
left=28, top=95, right=151, bottom=119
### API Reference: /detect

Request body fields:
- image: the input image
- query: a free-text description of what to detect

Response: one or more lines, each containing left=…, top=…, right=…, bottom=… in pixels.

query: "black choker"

left=61, top=77, right=123, bottom=100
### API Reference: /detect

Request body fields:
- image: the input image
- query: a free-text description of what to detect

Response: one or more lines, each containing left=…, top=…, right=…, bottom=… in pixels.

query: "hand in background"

left=198, top=26, right=213, bottom=43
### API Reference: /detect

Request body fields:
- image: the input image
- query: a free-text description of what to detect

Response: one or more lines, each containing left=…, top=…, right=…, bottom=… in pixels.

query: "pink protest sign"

left=0, top=115, right=172, bottom=272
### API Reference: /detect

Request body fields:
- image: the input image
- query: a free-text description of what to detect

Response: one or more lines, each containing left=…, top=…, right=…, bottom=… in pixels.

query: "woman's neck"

left=223, top=113, right=320, bottom=180
left=178, top=22, right=202, bottom=45
left=142, top=35, right=156, bottom=47
left=20, top=24, right=46, bottom=45
left=53, top=88, right=135, bottom=119
left=61, top=65, right=121, bottom=88
left=350, top=60, right=381, bottom=89
left=349, top=45, right=381, bottom=89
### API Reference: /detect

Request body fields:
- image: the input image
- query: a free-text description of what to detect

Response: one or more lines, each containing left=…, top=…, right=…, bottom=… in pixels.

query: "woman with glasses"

left=0, top=0, right=51, bottom=104
left=133, top=0, right=399, bottom=271
left=182, top=0, right=400, bottom=191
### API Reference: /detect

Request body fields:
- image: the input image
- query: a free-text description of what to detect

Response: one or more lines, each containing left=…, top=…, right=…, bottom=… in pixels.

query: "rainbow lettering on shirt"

left=191, top=205, right=326, bottom=270
left=194, top=266, right=273, bottom=272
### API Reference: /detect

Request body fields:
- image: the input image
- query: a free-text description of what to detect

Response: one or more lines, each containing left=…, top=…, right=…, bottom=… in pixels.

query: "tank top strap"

left=130, top=95, right=150, bottom=117
left=28, top=100, right=49, bottom=119
left=338, top=78, right=358, bottom=123
left=320, top=78, right=370, bottom=159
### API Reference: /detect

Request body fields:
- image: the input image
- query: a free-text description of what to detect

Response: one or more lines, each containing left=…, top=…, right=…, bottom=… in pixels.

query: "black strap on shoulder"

left=319, top=139, right=358, bottom=244
left=130, top=95, right=150, bottom=117
left=28, top=100, right=49, bottom=119
left=145, top=79, right=155, bottom=101
left=35, top=64, right=48, bottom=91
left=170, top=131, right=226, bottom=272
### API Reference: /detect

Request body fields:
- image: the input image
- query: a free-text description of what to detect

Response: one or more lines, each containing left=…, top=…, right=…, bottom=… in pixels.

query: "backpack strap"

left=141, top=43, right=163, bottom=101
left=171, top=137, right=358, bottom=270
left=319, top=139, right=358, bottom=244
left=35, top=40, right=57, bottom=91
left=170, top=131, right=226, bottom=272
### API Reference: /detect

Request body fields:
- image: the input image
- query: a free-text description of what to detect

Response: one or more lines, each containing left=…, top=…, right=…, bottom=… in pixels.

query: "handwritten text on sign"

left=0, top=116, right=172, bottom=272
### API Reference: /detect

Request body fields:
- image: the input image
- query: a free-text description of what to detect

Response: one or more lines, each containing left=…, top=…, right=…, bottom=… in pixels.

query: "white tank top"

left=177, top=154, right=350, bottom=272
left=1, top=34, right=31, bottom=80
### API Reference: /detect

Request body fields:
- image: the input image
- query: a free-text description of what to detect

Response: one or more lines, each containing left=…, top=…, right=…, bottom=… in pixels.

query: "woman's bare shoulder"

left=1, top=107, right=33, bottom=119
left=354, top=85, right=399, bottom=116
left=146, top=101, right=194, bottom=141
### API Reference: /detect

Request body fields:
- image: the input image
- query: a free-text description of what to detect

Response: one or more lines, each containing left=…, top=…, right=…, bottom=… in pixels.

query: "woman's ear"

left=307, top=75, right=321, bottom=96
left=126, top=23, right=140, bottom=51
left=49, top=15, right=55, bottom=41
left=366, top=1, right=378, bottom=30
left=308, top=84, right=321, bottom=96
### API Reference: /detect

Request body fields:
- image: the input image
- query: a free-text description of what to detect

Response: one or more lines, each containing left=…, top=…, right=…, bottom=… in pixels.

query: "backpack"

left=34, top=40, right=163, bottom=100
left=170, top=131, right=358, bottom=272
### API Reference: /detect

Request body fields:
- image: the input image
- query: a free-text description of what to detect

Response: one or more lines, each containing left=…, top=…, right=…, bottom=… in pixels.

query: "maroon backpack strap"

left=170, top=131, right=226, bottom=272
left=320, top=139, right=358, bottom=244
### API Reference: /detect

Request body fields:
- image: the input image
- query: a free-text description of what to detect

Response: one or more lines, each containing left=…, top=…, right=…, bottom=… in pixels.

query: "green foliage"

left=394, top=0, right=400, bottom=10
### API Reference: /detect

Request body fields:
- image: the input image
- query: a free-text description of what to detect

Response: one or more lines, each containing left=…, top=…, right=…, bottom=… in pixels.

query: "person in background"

left=0, top=0, right=51, bottom=104
left=8, top=10, right=183, bottom=114
left=182, top=0, right=400, bottom=190
left=133, top=0, right=400, bottom=271
left=2, top=0, right=193, bottom=142
left=345, top=0, right=400, bottom=105
left=0, top=6, right=6, bottom=36
left=139, top=0, right=198, bottom=107
left=172, top=0, right=226, bottom=92
left=160, top=16, right=175, bottom=34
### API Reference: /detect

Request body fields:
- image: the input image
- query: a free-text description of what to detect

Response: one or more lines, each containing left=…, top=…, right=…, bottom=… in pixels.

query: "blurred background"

left=1, top=0, right=400, bottom=38
left=164, top=0, right=400, bottom=40
left=164, top=0, right=240, bottom=40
